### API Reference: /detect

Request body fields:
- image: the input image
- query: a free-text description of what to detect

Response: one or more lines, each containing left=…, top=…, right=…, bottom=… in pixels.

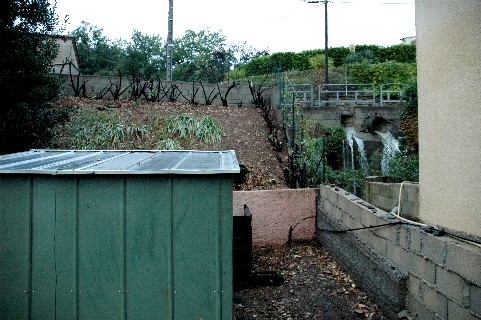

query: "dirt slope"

left=54, top=97, right=287, bottom=190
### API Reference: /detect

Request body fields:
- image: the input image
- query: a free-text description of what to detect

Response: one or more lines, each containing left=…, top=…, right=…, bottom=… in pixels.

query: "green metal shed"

left=0, top=149, right=239, bottom=319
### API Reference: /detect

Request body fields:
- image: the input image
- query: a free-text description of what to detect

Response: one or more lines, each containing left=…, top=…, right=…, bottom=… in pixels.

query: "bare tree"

left=200, top=81, right=220, bottom=105
left=107, top=69, right=130, bottom=100
left=216, top=81, right=238, bottom=107
left=188, top=82, right=200, bottom=105
left=59, top=60, right=88, bottom=98
left=248, top=77, right=283, bottom=153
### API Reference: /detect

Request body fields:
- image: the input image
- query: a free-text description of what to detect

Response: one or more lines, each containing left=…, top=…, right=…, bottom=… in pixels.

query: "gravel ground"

left=234, top=241, right=387, bottom=320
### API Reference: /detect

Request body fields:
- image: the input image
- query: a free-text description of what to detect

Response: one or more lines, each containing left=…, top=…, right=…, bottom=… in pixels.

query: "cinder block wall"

left=317, top=185, right=481, bottom=319
left=364, top=178, right=419, bottom=220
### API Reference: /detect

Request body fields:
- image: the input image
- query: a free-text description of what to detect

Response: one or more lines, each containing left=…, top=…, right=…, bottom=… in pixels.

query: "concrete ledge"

left=364, top=179, right=419, bottom=220
left=233, top=188, right=317, bottom=246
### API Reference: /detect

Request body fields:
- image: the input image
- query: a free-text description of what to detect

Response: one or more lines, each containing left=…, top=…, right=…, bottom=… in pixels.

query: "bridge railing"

left=380, top=83, right=407, bottom=106
left=282, top=83, right=408, bottom=107
left=285, top=84, right=314, bottom=107
left=318, top=84, right=376, bottom=105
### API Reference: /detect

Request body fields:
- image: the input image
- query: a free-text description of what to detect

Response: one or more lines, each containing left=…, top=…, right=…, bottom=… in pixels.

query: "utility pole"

left=306, top=0, right=329, bottom=85
left=166, top=0, right=173, bottom=81
left=323, top=0, right=328, bottom=85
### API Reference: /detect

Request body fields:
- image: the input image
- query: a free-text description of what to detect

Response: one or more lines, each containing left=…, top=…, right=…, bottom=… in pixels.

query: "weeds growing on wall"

left=54, top=108, right=222, bottom=150
left=385, top=80, right=419, bottom=182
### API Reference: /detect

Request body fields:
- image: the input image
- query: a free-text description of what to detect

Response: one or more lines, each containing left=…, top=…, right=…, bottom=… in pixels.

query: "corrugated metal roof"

left=0, top=150, right=240, bottom=175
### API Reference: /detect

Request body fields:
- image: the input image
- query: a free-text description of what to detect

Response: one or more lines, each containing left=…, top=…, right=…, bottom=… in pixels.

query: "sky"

left=53, top=0, right=415, bottom=53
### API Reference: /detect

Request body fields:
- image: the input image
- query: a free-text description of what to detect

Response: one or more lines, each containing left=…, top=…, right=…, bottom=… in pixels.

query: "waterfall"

left=345, top=127, right=369, bottom=195
left=346, top=128, right=355, bottom=169
left=345, top=127, right=369, bottom=174
left=375, top=131, right=400, bottom=175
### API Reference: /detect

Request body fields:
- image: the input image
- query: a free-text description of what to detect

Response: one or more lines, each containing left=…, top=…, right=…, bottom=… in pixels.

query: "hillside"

left=53, top=97, right=287, bottom=190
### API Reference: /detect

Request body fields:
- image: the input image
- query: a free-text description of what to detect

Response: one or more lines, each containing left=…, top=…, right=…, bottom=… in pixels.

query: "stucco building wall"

left=416, top=0, right=481, bottom=237
left=233, top=189, right=317, bottom=246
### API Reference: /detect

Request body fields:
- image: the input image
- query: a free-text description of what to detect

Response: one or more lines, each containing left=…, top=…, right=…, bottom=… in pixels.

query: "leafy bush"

left=385, top=151, right=419, bottom=182
left=325, top=167, right=366, bottom=197
left=379, top=44, right=416, bottom=64
left=399, top=81, right=418, bottom=152
left=385, top=80, right=419, bottom=182
left=349, top=61, right=417, bottom=86
left=0, top=0, right=66, bottom=153
left=238, top=44, right=416, bottom=77
left=328, top=47, right=352, bottom=67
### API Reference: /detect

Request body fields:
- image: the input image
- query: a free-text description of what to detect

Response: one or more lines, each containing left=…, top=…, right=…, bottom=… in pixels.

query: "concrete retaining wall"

left=364, top=177, right=419, bottom=220
left=317, top=185, right=481, bottom=319
left=233, top=189, right=317, bottom=246
left=297, top=104, right=401, bottom=135
left=58, top=74, right=267, bottom=107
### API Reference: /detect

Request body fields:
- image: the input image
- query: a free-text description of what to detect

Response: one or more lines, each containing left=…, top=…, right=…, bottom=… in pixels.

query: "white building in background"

left=50, top=35, right=80, bottom=75
left=400, top=36, right=416, bottom=44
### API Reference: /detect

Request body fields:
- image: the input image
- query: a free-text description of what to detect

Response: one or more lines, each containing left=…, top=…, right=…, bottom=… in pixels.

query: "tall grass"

left=165, top=114, right=222, bottom=144
left=54, top=108, right=222, bottom=150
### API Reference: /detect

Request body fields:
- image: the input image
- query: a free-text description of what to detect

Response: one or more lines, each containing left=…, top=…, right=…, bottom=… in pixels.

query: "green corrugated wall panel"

left=31, top=177, right=57, bottom=319
left=52, top=178, right=78, bottom=319
left=219, top=176, right=234, bottom=318
left=126, top=176, right=173, bottom=320
left=78, top=177, right=125, bottom=319
left=0, top=176, right=31, bottom=319
left=172, top=176, right=232, bottom=320
left=30, top=177, right=78, bottom=319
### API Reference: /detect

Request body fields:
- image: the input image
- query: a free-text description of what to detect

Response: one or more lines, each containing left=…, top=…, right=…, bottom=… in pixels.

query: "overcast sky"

left=53, top=0, right=415, bottom=53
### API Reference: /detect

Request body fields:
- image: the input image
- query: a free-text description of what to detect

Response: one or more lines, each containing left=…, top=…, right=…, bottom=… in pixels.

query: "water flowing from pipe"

left=346, top=128, right=357, bottom=194
left=375, top=130, right=400, bottom=175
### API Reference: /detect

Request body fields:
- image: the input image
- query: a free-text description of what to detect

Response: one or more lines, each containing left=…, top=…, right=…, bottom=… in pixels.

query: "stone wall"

left=364, top=177, right=419, bottom=220
left=317, top=185, right=481, bottom=319
left=233, top=189, right=317, bottom=246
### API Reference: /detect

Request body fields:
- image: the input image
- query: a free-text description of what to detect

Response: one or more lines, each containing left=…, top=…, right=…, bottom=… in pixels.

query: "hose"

left=388, top=181, right=427, bottom=228
left=389, top=181, right=481, bottom=249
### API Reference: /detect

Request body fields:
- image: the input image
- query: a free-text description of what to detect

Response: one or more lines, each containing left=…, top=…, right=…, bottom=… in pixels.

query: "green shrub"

left=379, top=44, right=416, bottom=63
left=399, top=80, right=418, bottom=152
left=325, top=167, right=366, bottom=197
left=237, top=44, right=416, bottom=78
left=0, top=0, right=66, bottom=153
left=349, top=61, right=417, bottom=86
left=385, top=151, right=419, bottom=182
